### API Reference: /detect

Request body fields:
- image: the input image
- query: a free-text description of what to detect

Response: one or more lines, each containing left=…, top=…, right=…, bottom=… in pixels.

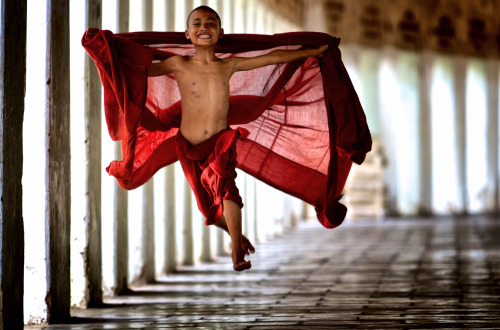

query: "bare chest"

left=176, top=64, right=231, bottom=98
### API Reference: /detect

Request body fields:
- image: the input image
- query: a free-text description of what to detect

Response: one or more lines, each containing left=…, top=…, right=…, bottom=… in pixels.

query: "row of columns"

left=3, top=0, right=304, bottom=325
left=343, top=46, right=500, bottom=216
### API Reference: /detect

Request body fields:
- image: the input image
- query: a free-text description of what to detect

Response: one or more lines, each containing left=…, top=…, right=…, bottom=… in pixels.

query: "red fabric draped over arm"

left=82, top=29, right=372, bottom=228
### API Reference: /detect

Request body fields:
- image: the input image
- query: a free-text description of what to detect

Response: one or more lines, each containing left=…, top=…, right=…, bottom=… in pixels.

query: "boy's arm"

left=148, top=56, right=181, bottom=77
left=232, top=44, right=328, bottom=72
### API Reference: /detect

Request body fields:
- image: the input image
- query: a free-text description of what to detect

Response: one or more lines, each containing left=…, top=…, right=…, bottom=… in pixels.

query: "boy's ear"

left=185, top=30, right=190, bottom=39
left=219, top=28, right=224, bottom=38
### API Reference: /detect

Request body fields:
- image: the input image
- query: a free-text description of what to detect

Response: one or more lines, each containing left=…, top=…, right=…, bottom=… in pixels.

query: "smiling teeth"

left=198, top=35, right=211, bottom=39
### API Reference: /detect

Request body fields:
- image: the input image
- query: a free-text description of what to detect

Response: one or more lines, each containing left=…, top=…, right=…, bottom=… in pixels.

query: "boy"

left=147, top=6, right=328, bottom=271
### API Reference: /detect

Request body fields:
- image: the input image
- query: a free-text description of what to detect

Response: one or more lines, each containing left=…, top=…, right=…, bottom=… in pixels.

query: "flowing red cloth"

left=82, top=29, right=372, bottom=228
left=176, top=127, right=247, bottom=225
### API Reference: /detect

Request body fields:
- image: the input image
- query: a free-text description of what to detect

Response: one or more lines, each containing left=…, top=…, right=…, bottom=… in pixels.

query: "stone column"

left=162, top=0, right=177, bottom=274
left=233, top=0, right=246, bottom=33
left=45, top=0, right=71, bottom=322
left=418, top=51, right=433, bottom=215
left=183, top=180, right=194, bottom=266
left=164, top=165, right=177, bottom=273
left=243, top=174, right=249, bottom=235
left=253, top=179, right=259, bottom=242
left=222, top=0, right=233, bottom=33
left=245, top=0, right=256, bottom=33
left=142, top=179, right=155, bottom=282
left=301, top=202, right=308, bottom=220
left=182, top=0, right=195, bottom=267
left=0, top=1, right=27, bottom=328
left=216, top=221, right=226, bottom=256
left=140, top=0, right=155, bottom=284
left=243, top=174, right=257, bottom=243
left=200, top=219, right=213, bottom=262
left=84, top=0, right=103, bottom=307
left=214, top=0, right=226, bottom=254
left=453, top=56, right=468, bottom=214
left=486, top=59, right=499, bottom=213
left=114, top=0, right=130, bottom=295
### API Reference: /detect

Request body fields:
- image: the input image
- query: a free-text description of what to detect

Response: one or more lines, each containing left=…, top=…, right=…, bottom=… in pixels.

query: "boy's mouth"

left=197, top=33, right=212, bottom=39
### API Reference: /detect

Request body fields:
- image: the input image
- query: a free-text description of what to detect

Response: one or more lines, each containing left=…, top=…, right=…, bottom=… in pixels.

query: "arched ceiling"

left=264, top=0, right=500, bottom=57
left=323, top=0, right=500, bottom=57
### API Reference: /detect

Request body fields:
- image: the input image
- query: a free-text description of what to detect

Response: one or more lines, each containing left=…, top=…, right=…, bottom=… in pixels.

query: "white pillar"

left=245, top=0, right=255, bottom=33
left=114, top=0, right=129, bottom=294
left=486, top=59, right=499, bottom=213
left=215, top=221, right=226, bottom=256
left=164, top=165, right=177, bottom=272
left=378, top=47, right=399, bottom=214
left=418, top=51, right=433, bottom=215
left=183, top=180, right=194, bottom=265
left=140, top=0, right=155, bottom=284
left=83, top=0, right=103, bottom=306
left=142, top=179, right=155, bottom=282
left=253, top=179, right=259, bottom=242
left=222, top=0, right=233, bottom=32
left=182, top=0, right=195, bottom=267
left=243, top=174, right=249, bottom=235
left=453, top=56, right=468, bottom=214
left=156, top=0, right=177, bottom=275
left=200, top=218, right=213, bottom=262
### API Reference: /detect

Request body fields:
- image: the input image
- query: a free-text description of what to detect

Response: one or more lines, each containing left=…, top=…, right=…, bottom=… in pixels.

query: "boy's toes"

left=242, top=236, right=256, bottom=255
left=247, top=243, right=255, bottom=255
left=233, top=260, right=251, bottom=271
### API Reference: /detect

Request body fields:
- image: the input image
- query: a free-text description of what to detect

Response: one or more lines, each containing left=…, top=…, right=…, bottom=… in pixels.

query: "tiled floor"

left=26, top=216, right=500, bottom=329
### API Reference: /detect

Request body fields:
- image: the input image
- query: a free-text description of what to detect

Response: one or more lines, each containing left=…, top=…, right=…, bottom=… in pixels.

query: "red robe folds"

left=176, top=127, right=248, bottom=225
left=82, top=29, right=372, bottom=229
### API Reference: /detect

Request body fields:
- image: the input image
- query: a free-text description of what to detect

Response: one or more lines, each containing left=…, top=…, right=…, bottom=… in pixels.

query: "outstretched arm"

left=232, top=44, right=328, bottom=72
left=148, top=55, right=182, bottom=77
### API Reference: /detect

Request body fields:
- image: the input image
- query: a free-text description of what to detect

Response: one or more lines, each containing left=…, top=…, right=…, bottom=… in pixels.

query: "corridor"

left=26, top=216, right=500, bottom=329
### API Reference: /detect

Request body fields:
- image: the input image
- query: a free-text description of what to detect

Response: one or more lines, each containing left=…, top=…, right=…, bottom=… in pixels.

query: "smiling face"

left=185, top=8, right=223, bottom=46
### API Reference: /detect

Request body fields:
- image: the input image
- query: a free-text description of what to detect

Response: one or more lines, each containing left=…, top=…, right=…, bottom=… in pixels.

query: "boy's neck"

left=192, top=45, right=218, bottom=63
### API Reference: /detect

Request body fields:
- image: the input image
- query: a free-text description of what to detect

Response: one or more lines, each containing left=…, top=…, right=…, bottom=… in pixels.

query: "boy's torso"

left=175, top=56, right=235, bottom=145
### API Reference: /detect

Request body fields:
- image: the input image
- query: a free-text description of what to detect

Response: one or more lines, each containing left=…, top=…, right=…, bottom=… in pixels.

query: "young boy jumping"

left=83, top=4, right=371, bottom=273
left=147, top=6, right=328, bottom=271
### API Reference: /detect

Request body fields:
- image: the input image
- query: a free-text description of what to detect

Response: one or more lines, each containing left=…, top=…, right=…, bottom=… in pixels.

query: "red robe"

left=176, top=126, right=248, bottom=226
left=82, top=29, right=372, bottom=229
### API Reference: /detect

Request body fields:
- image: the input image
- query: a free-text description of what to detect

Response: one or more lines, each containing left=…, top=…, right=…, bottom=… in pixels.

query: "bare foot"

left=221, top=200, right=252, bottom=272
left=215, top=215, right=256, bottom=256
left=232, top=248, right=252, bottom=271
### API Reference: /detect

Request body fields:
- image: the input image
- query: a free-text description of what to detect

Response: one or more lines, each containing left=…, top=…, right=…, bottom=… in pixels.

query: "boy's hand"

left=316, top=44, right=329, bottom=57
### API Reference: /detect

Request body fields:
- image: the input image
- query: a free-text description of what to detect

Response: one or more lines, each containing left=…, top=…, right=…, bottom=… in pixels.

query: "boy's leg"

left=214, top=215, right=255, bottom=256
left=223, top=199, right=252, bottom=271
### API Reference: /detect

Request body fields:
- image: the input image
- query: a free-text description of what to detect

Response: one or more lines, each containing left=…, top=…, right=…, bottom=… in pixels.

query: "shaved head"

left=187, top=6, right=221, bottom=29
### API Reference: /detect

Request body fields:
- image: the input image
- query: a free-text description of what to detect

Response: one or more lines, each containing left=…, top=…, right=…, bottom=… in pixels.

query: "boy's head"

left=185, top=6, right=223, bottom=45
left=186, top=6, right=221, bottom=29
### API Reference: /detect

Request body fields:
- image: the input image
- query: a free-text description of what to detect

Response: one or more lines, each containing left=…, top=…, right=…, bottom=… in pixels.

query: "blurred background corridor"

left=0, top=0, right=499, bottom=328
